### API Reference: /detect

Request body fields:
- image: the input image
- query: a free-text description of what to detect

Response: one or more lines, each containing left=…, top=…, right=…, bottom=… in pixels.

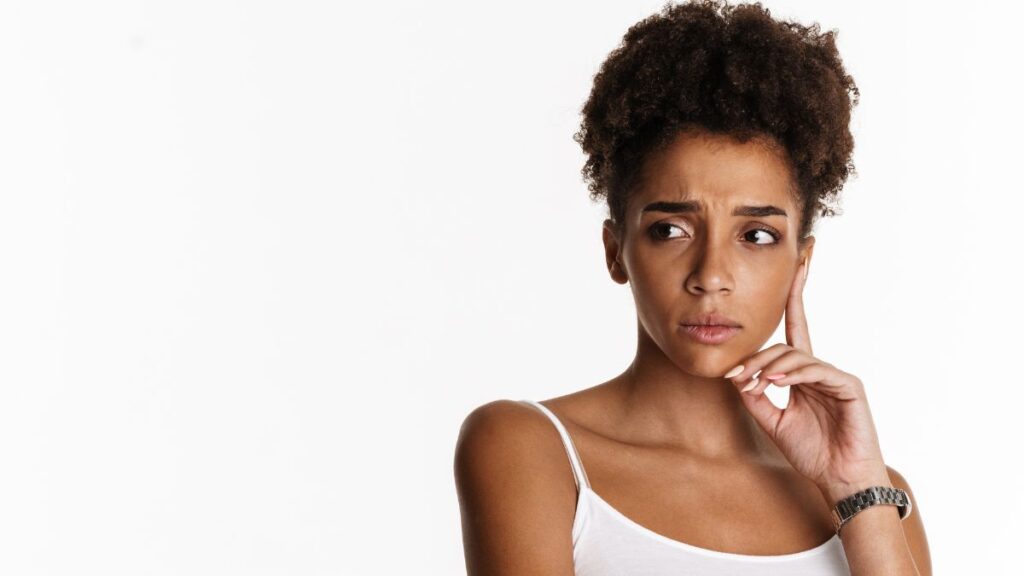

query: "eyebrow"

left=641, top=200, right=788, bottom=218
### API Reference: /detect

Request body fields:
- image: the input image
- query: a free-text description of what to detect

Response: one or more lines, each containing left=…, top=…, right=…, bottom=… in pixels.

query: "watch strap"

left=830, top=485, right=912, bottom=537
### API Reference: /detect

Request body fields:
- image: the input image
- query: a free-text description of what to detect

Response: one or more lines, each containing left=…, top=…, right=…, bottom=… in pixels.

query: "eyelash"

left=648, top=222, right=782, bottom=245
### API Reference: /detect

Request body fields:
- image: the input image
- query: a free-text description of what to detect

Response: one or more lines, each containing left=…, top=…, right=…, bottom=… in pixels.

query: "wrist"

left=818, top=468, right=892, bottom=505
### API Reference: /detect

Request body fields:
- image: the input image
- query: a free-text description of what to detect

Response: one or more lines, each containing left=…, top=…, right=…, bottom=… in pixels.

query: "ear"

left=799, top=235, right=816, bottom=276
left=603, top=219, right=628, bottom=284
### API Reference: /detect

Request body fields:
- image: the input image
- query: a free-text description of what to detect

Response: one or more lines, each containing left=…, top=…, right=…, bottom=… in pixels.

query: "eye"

left=744, top=227, right=782, bottom=245
left=649, top=223, right=782, bottom=245
left=648, top=222, right=688, bottom=240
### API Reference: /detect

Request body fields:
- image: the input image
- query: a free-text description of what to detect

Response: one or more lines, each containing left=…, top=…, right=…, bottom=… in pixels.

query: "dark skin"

left=455, top=128, right=931, bottom=575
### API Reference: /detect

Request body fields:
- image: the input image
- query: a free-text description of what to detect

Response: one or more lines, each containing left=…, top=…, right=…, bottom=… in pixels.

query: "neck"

left=609, top=321, right=782, bottom=463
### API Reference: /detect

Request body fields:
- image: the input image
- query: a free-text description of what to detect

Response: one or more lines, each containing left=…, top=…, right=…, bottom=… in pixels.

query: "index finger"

left=785, top=260, right=812, bottom=355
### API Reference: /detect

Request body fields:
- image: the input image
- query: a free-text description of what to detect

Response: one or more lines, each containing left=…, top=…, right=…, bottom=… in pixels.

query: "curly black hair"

left=573, top=0, right=859, bottom=246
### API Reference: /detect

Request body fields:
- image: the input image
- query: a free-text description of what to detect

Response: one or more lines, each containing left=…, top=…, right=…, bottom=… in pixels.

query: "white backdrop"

left=1, top=0, right=1020, bottom=574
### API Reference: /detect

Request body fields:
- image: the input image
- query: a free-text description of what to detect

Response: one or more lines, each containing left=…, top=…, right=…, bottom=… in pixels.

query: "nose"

left=684, top=235, right=733, bottom=295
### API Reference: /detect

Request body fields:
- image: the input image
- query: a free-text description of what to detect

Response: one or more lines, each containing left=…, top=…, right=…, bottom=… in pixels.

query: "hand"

left=725, top=260, right=891, bottom=502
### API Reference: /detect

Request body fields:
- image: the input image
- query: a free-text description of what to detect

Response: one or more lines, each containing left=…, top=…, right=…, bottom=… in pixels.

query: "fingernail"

left=764, top=373, right=786, bottom=380
left=741, top=377, right=759, bottom=393
left=724, top=365, right=744, bottom=379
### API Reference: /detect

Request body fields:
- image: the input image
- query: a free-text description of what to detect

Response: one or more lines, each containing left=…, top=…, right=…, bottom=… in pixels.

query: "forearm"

left=819, top=472, right=920, bottom=576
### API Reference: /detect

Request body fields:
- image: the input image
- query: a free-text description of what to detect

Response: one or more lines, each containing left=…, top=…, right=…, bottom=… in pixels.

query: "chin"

left=675, top=348, right=737, bottom=379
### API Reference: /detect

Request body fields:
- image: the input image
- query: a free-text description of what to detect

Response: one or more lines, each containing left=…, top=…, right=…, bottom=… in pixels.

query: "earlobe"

left=614, top=259, right=628, bottom=283
left=607, top=255, right=628, bottom=284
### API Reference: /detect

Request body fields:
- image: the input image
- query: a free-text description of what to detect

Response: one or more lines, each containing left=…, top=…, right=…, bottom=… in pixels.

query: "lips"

left=680, top=311, right=741, bottom=328
left=679, top=311, right=742, bottom=345
left=680, top=324, right=741, bottom=345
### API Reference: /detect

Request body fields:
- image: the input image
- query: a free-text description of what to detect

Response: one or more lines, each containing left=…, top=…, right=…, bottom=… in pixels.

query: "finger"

left=786, top=260, right=812, bottom=355
left=724, top=343, right=793, bottom=384
left=742, top=353, right=819, bottom=396
left=759, top=362, right=862, bottom=401
left=734, top=376, right=784, bottom=435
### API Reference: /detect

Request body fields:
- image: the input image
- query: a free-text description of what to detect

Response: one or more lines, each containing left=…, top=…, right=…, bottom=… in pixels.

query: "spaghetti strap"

left=520, top=399, right=591, bottom=492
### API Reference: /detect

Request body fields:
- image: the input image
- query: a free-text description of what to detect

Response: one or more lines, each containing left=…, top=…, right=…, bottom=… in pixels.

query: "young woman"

left=454, top=1, right=931, bottom=574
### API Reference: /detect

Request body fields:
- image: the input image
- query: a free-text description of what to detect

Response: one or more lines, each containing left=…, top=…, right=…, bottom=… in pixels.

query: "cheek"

left=745, top=270, right=792, bottom=333
left=625, top=264, right=681, bottom=339
left=629, top=272, right=675, bottom=326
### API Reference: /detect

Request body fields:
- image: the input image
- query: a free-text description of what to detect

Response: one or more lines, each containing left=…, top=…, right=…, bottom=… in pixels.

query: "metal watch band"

left=830, top=485, right=912, bottom=537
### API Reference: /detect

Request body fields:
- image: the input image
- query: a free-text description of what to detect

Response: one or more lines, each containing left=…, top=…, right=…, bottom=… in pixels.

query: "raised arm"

left=454, top=400, right=579, bottom=576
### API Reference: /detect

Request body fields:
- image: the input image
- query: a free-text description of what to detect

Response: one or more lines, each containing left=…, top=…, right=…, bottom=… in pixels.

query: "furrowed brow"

left=641, top=200, right=787, bottom=218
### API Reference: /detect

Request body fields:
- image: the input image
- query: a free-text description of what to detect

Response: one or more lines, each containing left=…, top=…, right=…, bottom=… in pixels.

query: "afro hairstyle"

left=573, top=0, right=860, bottom=245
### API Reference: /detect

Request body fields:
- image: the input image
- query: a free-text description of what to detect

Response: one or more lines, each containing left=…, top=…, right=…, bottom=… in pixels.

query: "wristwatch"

left=831, top=485, right=912, bottom=537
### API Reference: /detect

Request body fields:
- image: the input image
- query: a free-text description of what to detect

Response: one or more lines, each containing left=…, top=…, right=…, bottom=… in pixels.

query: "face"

left=603, top=128, right=815, bottom=378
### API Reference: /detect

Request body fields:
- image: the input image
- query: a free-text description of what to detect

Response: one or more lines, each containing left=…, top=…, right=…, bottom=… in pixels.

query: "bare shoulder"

left=886, top=464, right=932, bottom=576
left=454, top=399, right=579, bottom=576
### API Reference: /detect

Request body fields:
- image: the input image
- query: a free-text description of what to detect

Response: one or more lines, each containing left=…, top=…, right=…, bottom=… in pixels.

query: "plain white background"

left=1, top=0, right=1021, bottom=573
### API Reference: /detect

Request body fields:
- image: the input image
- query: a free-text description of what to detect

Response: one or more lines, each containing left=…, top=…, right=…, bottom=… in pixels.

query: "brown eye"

left=744, top=227, right=782, bottom=245
left=648, top=222, right=687, bottom=240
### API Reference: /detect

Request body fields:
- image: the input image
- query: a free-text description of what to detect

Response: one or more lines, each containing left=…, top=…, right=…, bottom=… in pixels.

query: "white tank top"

left=520, top=399, right=852, bottom=575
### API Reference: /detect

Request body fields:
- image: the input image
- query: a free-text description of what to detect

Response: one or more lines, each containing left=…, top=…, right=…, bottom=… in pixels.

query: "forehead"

left=632, top=129, right=796, bottom=211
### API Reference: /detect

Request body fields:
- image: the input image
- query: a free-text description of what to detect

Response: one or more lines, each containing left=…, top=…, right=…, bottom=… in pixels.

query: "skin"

left=454, top=128, right=931, bottom=575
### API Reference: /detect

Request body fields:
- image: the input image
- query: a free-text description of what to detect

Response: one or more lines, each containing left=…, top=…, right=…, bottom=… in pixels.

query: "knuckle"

left=783, top=349, right=804, bottom=361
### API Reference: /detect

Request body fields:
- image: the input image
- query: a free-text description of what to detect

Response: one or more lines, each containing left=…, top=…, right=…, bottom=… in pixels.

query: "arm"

left=454, top=400, right=578, bottom=576
left=726, top=261, right=932, bottom=575
left=819, top=464, right=932, bottom=576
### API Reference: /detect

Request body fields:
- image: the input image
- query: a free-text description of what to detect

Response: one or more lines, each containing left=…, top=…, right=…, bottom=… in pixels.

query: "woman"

left=454, top=1, right=931, bottom=574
